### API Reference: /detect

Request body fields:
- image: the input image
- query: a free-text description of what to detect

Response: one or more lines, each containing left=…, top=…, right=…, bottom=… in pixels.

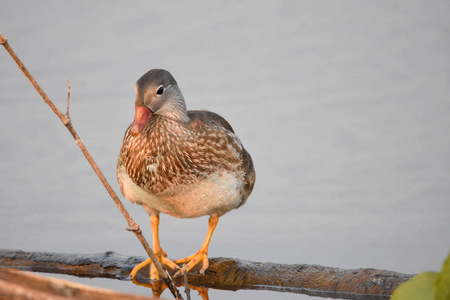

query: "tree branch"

left=66, top=79, right=71, bottom=119
left=0, top=33, right=182, bottom=300
left=0, top=250, right=413, bottom=300
left=0, top=268, right=158, bottom=300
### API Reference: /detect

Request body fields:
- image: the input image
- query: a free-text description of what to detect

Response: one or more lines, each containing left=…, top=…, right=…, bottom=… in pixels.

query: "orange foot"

left=130, top=248, right=180, bottom=281
left=174, top=250, right=210, bottom=277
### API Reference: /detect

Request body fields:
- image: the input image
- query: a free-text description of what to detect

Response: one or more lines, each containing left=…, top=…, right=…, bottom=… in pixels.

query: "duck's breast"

left=118, top=165, right=243, bottom=218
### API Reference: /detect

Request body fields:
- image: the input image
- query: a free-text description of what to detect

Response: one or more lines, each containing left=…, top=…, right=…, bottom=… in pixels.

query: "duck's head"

left=131, top=69, right=188, bottom=136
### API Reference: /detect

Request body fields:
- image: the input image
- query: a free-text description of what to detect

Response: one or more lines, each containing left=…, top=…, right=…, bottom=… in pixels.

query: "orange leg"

left=130, top=215, right=179, bottom=280
left=174, top=216, right=219, bottom=277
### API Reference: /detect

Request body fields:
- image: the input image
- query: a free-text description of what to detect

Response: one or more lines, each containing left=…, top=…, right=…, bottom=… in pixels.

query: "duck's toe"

left=173, top=250, right=210, bottom=277
left=130, top=253, right=180, bottom=281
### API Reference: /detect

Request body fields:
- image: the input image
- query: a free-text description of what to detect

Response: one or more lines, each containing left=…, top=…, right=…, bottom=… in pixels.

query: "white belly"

left=117, top=165, right=243, bottom=218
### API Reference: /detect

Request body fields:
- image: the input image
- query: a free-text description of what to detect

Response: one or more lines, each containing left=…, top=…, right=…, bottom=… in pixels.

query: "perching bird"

left=117, top=69, right=255, bottom=280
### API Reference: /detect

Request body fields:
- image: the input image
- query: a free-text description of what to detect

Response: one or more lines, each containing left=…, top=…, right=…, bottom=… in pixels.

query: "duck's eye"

left=156, top=85, right=165, bottom=95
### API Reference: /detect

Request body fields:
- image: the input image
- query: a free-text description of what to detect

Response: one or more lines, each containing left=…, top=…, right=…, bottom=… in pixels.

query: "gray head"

left=135, top=69, right=188, bottom=122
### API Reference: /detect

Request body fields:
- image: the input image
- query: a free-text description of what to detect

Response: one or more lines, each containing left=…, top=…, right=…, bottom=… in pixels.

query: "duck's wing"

left=187, top=110, right=255, bottom=204
left=187, top=110, right=235, bottom=134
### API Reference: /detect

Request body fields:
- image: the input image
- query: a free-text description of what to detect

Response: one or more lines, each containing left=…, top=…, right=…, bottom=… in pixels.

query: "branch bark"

left=0, top=250, right=413, bottom=300
left=0, top=267, right=159, bottom=300
left=0, top=33, right=182, bottom=300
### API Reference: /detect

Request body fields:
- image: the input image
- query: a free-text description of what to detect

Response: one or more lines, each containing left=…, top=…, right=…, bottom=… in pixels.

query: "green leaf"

left=391, top=271, right=438, bottom=300
left=434, top=251, right=450, bottom=300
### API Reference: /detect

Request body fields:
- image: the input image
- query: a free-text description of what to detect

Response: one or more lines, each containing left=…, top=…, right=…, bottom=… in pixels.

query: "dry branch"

left=0, top=267, right=160, bottom=300
left=0, top=250, right=413, bottom=300
left=0, top=33, right=182, bottom=300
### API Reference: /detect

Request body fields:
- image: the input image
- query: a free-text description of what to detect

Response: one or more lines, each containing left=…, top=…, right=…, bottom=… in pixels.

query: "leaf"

left=434, top=251, right=450, bottom=300
left=391, top=271, right=438, bottom=300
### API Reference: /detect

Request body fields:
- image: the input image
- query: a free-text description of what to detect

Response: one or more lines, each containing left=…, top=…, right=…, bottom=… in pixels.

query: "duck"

left=117, top=69, right=255, bottom=280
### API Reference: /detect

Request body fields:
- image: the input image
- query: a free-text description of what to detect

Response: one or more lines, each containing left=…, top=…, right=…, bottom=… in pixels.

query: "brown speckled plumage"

left=120, top=112, right=249, bottom=197
left=117, top=69, right=255, bottom=278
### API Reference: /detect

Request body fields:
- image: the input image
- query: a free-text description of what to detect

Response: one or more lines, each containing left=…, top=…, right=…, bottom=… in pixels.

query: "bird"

left=117, top=69, right=255, bottom=280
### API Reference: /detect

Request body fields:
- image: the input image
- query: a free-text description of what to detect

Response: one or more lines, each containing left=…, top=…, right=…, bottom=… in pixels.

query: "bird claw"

left=161, top=255, right=181, bottom=273
left=130, top=252, right=180, bottom=281
left=173, top=250, right=209, bottom=277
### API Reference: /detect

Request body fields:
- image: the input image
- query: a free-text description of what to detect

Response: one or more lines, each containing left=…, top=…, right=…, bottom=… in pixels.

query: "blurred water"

left=1, top=1, right=450, bottom=299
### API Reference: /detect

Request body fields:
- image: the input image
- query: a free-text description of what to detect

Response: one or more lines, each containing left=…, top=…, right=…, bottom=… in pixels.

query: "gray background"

left=1, top=1, right=449, bottom=299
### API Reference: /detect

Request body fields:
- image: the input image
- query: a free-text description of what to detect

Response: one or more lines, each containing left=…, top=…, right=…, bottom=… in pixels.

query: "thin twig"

left=183, top=264, right=191, bottom=300
left=0, top=33, right=182, bottom=300
left=66, top=79, right=71, bottom=119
